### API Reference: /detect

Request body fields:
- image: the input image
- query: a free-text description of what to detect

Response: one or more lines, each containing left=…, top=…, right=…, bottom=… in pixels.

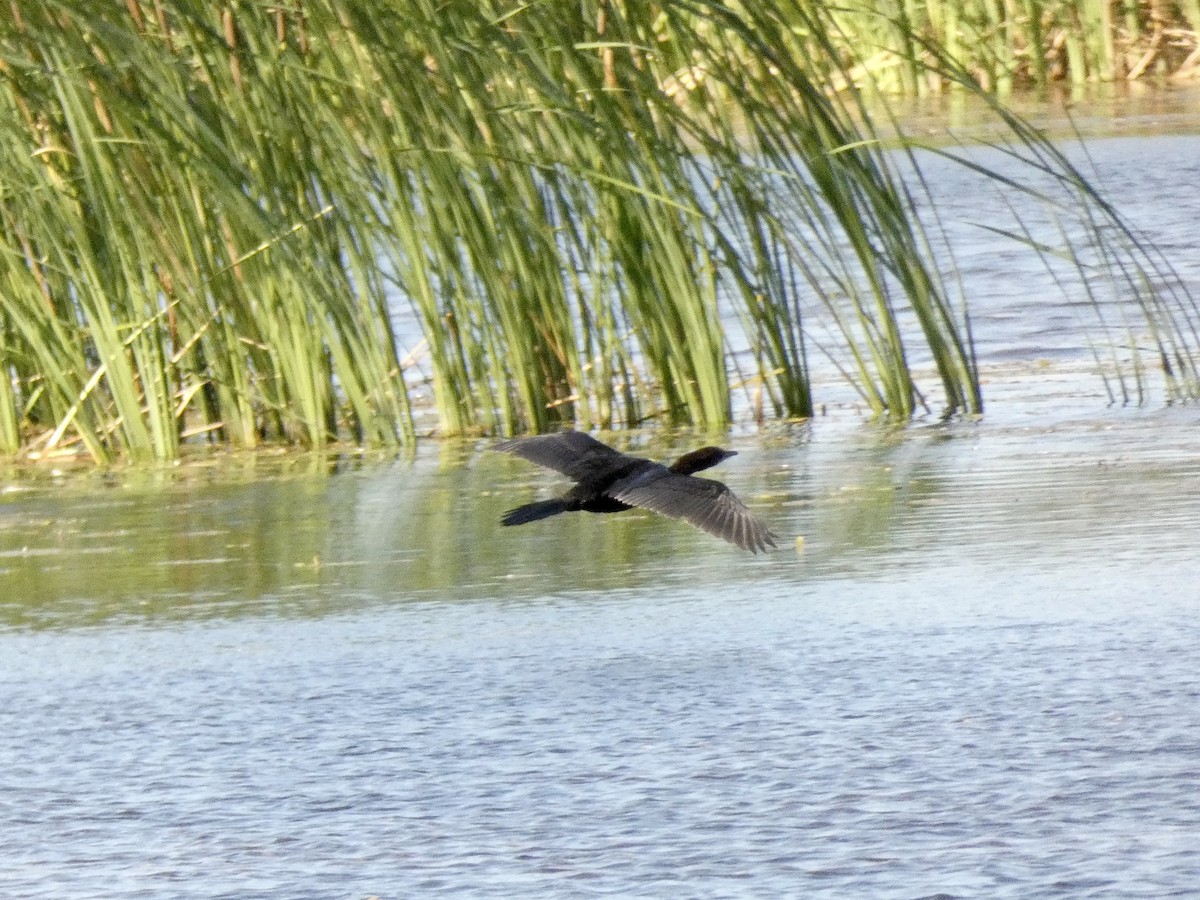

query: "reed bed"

left=815, top=0, right=1200, bottom=93
left=0, top=1, right=1196, bottom=461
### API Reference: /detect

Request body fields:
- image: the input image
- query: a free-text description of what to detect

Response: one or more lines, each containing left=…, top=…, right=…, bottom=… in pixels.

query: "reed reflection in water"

left=3, top=391, right=1200, bottom=894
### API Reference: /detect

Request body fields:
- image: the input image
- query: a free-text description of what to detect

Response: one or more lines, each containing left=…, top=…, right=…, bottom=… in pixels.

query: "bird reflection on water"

left=495, top=431, right=777, bottom=553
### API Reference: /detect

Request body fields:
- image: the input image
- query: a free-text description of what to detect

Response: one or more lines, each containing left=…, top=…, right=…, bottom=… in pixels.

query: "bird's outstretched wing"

left=607, top=472, right=778, bottom=554
left=494, top=431, right=627, bottom=482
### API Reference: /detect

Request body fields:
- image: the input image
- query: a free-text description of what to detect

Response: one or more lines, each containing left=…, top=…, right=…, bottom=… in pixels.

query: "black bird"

left=494, top=431, right=777, bottom=553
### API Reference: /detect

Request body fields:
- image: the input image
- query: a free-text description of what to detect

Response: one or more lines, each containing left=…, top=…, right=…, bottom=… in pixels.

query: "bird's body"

left=494, top=432, right=777, bottom=553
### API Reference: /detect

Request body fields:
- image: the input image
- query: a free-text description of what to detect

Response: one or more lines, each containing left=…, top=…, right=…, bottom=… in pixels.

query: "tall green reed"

left=815, top=0, right=1199, bottom=91
left=1, top=2, right=413, bottom=459
left=0, top=0, right=1195, bottom=463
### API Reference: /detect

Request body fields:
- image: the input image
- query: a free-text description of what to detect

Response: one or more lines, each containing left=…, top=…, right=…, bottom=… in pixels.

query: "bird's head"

left=669, top=446, right=737, bottom=475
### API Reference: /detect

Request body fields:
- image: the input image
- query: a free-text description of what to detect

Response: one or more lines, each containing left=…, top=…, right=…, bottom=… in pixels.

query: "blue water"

left=4, top=396, right=1200, bottom=897
left=6, top=579, right=1200, bottom=898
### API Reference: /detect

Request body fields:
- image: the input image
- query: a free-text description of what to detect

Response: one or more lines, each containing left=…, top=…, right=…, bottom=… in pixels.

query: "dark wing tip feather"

left=609, top=473, right=776, bottom=553
left=493, top=431, right=624, bottom=480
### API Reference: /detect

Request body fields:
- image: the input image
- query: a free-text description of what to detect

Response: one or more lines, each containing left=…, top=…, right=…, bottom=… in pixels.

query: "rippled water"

left=5, top=396, right=1200, bottom=897
left=4, top=128, right=1200, bottom=897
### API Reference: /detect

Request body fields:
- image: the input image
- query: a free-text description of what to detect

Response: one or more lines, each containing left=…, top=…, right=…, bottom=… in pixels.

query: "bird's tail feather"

left=501, top=499, right=570, bottom=526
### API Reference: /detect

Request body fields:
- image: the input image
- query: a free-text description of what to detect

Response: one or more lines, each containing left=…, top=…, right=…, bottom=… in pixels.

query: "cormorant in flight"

left=495, top=431, right=776, bottom=553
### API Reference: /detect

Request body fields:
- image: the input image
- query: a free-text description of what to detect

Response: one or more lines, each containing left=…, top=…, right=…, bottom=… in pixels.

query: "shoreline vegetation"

left=1, top=2, right=1198, bottom=462
left=818, top=0, right=1200, bottom=94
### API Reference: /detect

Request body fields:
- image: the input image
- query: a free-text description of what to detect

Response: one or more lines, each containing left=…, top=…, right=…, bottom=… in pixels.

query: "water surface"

left=4, top=389, right=1200, bottom=897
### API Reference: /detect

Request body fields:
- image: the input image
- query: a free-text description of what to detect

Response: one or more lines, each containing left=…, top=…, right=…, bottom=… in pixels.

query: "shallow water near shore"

left=4, top=378, right=1200, bottom=897
left=4, top=125, right=1200, bottom=895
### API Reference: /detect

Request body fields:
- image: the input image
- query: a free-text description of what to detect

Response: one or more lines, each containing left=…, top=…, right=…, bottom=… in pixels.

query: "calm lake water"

left=4, top=127, right=1200, bottom=897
